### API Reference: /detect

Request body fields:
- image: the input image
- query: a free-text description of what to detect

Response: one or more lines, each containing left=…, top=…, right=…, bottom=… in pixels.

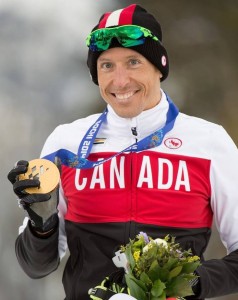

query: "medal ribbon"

left=43, top=94, right=179, bottom=169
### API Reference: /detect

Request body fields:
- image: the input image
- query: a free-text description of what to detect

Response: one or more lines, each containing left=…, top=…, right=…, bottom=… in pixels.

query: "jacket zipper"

left=127, top=126, right=138, bottom=239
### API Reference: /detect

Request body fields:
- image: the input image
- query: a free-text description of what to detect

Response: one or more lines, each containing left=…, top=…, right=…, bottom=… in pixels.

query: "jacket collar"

left=106, top=90, right=169, bottom=140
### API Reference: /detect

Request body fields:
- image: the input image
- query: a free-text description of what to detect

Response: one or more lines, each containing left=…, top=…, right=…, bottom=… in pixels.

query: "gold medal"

left=18, top=158, right=60, bottom=194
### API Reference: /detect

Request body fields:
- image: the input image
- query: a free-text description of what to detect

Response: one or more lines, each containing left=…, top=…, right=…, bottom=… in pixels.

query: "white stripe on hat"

left=105, top=9, right=123, bottom=27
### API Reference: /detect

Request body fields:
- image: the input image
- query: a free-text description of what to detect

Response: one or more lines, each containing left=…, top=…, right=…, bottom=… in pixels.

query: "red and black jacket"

left=16, top=92, right=238, bottom=300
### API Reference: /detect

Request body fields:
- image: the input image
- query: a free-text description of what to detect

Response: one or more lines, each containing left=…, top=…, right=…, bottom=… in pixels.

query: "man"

left=8, top=4, right=238, bottom=300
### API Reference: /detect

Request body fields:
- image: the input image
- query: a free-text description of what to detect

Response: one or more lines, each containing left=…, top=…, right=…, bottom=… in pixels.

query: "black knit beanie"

left=87, top=4, right=169, bottom=85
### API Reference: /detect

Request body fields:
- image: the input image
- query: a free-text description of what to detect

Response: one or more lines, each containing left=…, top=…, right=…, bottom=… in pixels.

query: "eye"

left=129, top=58, right=141, bottom=66
left=101, top=62, right=113, bottom=69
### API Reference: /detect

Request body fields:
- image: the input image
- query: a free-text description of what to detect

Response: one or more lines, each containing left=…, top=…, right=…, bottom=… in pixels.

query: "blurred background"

left=0, top=0, right=237, bottom=299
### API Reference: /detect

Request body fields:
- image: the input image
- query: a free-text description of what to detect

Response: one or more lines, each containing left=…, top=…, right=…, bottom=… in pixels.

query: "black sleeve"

left=196, top=249, right=238, bottom=298
left=15, top=221, right=60, bottom=278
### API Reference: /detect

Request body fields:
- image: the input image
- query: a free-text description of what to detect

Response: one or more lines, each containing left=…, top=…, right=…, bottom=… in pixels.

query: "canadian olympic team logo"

left=164, top=138, right=182, bottom=149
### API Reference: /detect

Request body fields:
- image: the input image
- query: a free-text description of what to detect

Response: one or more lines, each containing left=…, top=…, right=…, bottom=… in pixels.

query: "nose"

left=111, top=65, right=130, bottom=88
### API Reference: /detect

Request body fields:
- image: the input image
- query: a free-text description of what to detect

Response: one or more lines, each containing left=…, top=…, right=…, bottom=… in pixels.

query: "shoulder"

left=54, top=113, right=102, bottom=134
left=40, top=113, right=101, bottom=157
left=177, top=112, right=226, bottom=134
left=177, top=112, right=237, bottom=151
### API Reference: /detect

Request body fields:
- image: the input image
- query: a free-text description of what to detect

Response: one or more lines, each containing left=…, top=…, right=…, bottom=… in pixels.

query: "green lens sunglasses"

left=86, top=25, right=159, bottom=52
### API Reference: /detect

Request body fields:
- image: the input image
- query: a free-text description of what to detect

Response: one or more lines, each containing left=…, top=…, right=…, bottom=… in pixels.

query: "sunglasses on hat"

left=86, top=25, right=159, bottom=52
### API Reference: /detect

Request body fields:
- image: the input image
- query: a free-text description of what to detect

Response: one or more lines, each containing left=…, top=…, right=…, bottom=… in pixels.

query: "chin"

left=110, top=101, right=144, bottom=118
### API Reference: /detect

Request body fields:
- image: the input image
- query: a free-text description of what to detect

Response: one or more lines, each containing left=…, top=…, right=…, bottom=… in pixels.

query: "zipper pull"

left=131, top=127, right=138, bottom=142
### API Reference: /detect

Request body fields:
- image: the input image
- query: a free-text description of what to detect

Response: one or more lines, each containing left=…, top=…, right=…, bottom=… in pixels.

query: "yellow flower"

left=188, top=255, right=200, bottom=262
left=133, top=250, right=141, bottom=262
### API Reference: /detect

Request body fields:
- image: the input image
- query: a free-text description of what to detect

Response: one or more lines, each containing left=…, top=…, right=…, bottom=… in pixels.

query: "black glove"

left=8, top=160, right=59, bottom=234
left=89, top=268, right=128, bottom=300
left=186, top=274, right=201, bottom=299
left=190, top=275, right=201, bottom=295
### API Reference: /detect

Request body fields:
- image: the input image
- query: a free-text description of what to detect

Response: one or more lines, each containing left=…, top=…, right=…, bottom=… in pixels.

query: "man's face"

left=97, top=47, right=162, bottom=118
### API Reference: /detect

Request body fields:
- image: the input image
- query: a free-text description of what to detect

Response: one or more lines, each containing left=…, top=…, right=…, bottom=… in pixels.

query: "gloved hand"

left=8, top=160, right=59, bottom=234
left=186, top=275, right=201, bottom=299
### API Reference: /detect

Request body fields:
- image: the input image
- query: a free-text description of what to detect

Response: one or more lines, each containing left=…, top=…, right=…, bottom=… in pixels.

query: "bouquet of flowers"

left=111, top=232, right=200, bottom=300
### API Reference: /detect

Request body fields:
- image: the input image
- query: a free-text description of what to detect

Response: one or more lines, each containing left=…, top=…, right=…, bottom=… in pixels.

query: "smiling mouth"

left=112, top=91, right=138, bottom=100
